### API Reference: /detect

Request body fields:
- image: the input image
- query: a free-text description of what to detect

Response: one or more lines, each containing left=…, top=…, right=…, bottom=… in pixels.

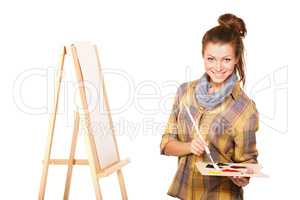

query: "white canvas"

left=74, top=42, right=119, bottom=169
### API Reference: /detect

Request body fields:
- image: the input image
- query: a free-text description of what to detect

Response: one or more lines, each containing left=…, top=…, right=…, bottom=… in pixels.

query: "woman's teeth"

left=212, top=71, right=225, bottom=76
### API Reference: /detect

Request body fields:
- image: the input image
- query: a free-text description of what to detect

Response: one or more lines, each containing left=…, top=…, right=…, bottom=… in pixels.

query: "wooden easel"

left=38, top=43, right=129, bottom=200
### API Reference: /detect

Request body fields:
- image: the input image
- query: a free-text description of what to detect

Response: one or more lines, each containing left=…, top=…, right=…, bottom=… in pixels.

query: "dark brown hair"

left=202, top=13, right=247, bottom=85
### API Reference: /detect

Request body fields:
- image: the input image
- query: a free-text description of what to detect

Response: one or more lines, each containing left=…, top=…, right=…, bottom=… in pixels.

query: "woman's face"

left=203, top=42, right=238, bottom=85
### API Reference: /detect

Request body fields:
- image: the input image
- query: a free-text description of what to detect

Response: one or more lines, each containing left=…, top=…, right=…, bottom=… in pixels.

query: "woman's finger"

left=231, top=177, right=249, bottom=187
left=230, top=177, right=239, bottom=185
left=193, top=146, right=203, bottom=155
left=191, top=144, right=199, bottom=155
left=191, top=143, right=204, bottom=155
left=196, top=145, right=205, bottom=154
left=194, top=140, right=207, bottom=151
left=192, top=141, right=202, bottom=150
left=195, top=138, right=207, bottom=146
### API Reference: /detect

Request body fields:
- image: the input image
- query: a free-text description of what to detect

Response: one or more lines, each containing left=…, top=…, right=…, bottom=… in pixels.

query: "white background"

left=1, top=0, right=299, bottom=199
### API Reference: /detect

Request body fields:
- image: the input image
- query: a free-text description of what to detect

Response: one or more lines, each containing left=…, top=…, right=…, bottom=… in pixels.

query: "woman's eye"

left=207, top=57, right=214, bottom=61
left=224, top=58, right=231, bottom=62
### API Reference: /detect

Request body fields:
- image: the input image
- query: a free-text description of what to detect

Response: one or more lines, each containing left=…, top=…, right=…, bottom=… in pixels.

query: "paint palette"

left=196, top=161, right=268, bottom=177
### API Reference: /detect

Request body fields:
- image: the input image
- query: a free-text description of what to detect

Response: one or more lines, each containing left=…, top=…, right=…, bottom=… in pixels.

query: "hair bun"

left=218, top=13, right=247, bottom=38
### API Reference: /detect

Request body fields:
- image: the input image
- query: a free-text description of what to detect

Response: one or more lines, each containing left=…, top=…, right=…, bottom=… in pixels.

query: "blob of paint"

left=208, top=171, right=222, bottom=175
left=222, top=169, right=240, bottom=173
left=230, top=165, right=246, bottom=169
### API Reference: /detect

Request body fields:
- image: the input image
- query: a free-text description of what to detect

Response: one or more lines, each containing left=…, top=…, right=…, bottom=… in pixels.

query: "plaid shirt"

left=160, top=79, right=259, bottom=200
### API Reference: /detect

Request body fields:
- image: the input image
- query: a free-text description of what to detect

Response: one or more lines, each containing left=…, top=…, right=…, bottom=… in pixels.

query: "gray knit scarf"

left=195, top=72, right=237, bottom=109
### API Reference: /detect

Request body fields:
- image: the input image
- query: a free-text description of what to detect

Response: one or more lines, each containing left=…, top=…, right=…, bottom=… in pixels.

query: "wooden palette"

left=196, top=161, right=268, bottom=177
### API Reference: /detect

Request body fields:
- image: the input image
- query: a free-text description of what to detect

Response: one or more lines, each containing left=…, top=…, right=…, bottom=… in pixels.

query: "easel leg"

left=84, top=133, right=103, bottom=200
left=63, top=111, right=80, bottom=199
left=117, top=170, right=128, bottom=200
left=90, top=167, right=102, bottom=200
left=38, top=47, right=66, bottom=200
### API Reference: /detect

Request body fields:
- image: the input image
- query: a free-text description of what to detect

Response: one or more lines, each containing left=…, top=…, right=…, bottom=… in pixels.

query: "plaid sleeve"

left=160, top=84, right=185, bottom=155
left=233, top=101, right=259, bottom=163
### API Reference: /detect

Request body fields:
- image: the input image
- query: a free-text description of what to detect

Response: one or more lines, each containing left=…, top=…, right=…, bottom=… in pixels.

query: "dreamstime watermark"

left=13, top=65, right=288, bottom=139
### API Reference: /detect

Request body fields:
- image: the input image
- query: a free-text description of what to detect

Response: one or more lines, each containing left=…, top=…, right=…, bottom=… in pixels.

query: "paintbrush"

left=183, top=103, right=220, bottom=171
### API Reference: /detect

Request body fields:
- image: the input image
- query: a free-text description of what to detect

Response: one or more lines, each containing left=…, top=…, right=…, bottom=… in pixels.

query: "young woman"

left=160, top=13, right=259, bottom=200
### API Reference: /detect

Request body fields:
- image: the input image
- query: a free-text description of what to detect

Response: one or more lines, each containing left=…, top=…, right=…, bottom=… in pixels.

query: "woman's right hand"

left=190, top=137, right=207, bottom=156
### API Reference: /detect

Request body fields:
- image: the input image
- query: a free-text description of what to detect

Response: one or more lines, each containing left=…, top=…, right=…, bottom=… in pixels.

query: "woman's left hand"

left=229, top=176, right=250, bottom=187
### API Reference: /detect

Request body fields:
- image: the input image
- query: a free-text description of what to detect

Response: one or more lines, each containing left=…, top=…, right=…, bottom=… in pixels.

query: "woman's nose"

left=215, top=61, right=223, bottom=71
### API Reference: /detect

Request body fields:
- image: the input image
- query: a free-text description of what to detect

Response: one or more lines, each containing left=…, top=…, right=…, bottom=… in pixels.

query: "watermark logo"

left=13, top=65, right=288, bottom=138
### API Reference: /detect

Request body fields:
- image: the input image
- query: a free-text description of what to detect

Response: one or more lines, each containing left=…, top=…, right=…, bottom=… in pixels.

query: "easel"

left=38, top=43, right=129, bottom=200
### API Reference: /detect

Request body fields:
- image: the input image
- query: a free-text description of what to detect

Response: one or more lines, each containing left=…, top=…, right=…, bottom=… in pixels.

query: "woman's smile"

left=211, top=70, right=226, bottom=76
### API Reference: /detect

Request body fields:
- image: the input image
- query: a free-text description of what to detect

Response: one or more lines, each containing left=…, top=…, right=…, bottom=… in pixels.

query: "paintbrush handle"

left=183, top=103, right=220, bottom=170
left=204, top=145, right=211, bottom=155
left=183, top=104, right=208, bottom=148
